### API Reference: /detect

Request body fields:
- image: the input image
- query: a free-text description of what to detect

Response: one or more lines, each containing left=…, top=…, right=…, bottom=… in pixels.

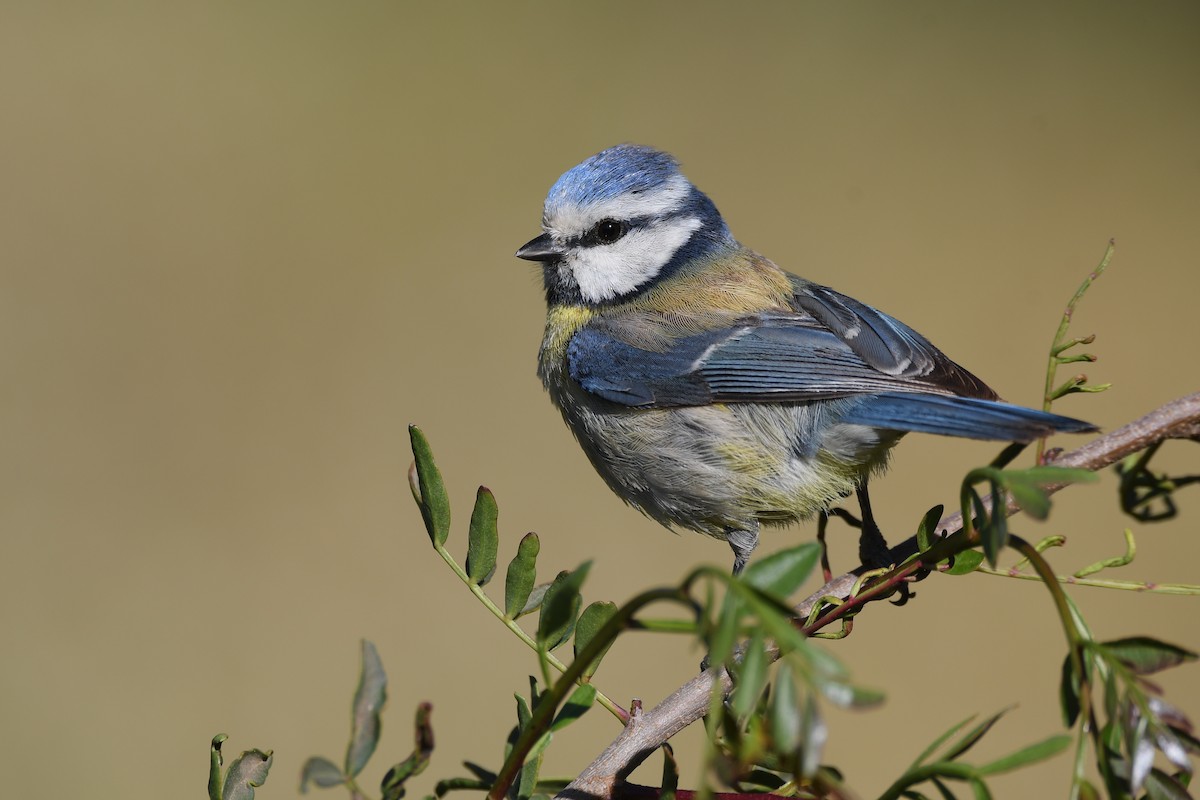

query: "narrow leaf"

left=1060, top=653, right=1081, bottom=728
left=741, top=542, right=821, bottom=598
left=409, top=426, right=450, bottom=547
left=1003, top=476, right=1052, bottom=520
left=209, top=734, right=227, bottom=800
left=223, top=749, right=273, bottom=800
left=466, top=487, right=499, bottom=585
left=707, top=593, right=741, bottom=668
left=380, top=703, right=435, bottom=800
left=1143, top=768, right=1193, bottom=800
left=551, top=684, right=596, bottom=731
left=345, top=640, right=388, bottom=778
left=573, top=601, right=618, bottom=679
left=515, top=691, right=533, bottom=731
left=910, top=714, right=977, bottom=769
left=731, top=632, right=769, bottom=719
left=916, top=505, right=945, bottom=552
left=537, top=563, right=591, bottom=651
left=820, top=681, right=885, bottom=710
left=799, top=693, right=827, bottom=778
left=660, top=744, right=679, bottom=800
left=770, top=664, right=801, bottom=753
left=463, top=762, right=498, bottom=783
left=516, top=734, right=549, bottom=800
left=518, top=583, right=551, bottom=618
left=1100, top=637, right=1198, bottom=676
left=504, top=533, right=540, bottom=618
left=945, top=550, right=984, bottom=576
left=976, top=734, right=1071, bottom=775
left=729, top=583, right=809, bottom=658
left=941, top=708, right=1009, bottom=762
left=980, top=481, right=1007, bottom=567
left=1013, top=466, right=1098, bottom=486
left=300, top=756, right=345, bottom=792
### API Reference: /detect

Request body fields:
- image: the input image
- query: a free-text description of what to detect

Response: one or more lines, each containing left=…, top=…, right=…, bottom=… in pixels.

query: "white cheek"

left=570, top=217, right=702, bottom=303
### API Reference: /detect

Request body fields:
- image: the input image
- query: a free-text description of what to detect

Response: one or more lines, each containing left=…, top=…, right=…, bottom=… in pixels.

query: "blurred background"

left=2, top=2, right=1198, bottom=797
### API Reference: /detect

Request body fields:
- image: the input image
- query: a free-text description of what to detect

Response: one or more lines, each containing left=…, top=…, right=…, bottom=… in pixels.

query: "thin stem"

left=488, top=587, right=694, bottom=800
left=1039, top=240, right=1114, bottom=461
left=433, top=543, right=629, bottom=722
left=975, top=565, right=1200, bottom=595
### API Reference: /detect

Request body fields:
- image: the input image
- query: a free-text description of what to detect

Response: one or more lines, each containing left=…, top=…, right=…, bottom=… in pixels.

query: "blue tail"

left=841, top=393, right=1097, bottom=443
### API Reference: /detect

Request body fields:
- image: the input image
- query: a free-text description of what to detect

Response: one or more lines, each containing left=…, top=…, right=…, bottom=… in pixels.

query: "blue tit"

left=515, top=144, right=1095, bottom=574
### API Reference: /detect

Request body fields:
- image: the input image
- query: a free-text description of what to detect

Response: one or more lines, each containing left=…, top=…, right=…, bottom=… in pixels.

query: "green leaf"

left=466, top=487, right=499, bottom=585
left=707, top=592, right=741, bottom=668
left=1099, top=636, right=1198, bottom=675
left=504, top=533, right=540, bottom=619
left=1003, top=476, right=1052, bottom=520
left=945, top=549, right=984, bottom=576
left=380, top=703, right=435, bottom=800
left=573, top=601, right=618, bottom=679
left=299, top=756, right=344, bottom=792
left=659, top=744, right=679, bottom=800
left=515, top=691, right=533, bottom=731
left=517, top=583, right=550, bottom=618
left=799, top=693, right=826, bottom=778
left=731, top=632, right=769, bottom=719
left=223, top=749, right=273, bottom=800
left=976, top=734, right=1071, bottom=775
left=819, top=680, right=884, bottom=710
left=729, top=582, right=809, bottom=658
left=1013, top=466, right=1098, bottom=486
left=941, top=708, right=1008, bottom=762
left=1143, top=767, right=1193, bottom=800
left=1060, top=653, right=1081, bottom=728
left=741, top=542, right=821, bottom=598
left=909, top=714, right=977, bottom=769
left=551, top=684, right=596, bottom=731
left=462, top=762, right=498, bottom=783
left=537, top=563, right=591, bottom=651
left=770, top=663, right=801, bottom=753
left=209, top=734, right=227, bottom=800
left=1075, top=778, right=1101, bottom=800
left=515, top=734, right=549, bottom=800
left=916, top=505, right=945, bottom=552
left=345, top=640, right=388, bottom=778
left=979, top=481, right=1007, bottom=567
left=409, top=426, right=450, bottom=547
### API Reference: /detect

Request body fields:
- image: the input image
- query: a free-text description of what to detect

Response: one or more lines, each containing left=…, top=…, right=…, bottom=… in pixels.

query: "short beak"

left=515, top=233, right=563, bottom=263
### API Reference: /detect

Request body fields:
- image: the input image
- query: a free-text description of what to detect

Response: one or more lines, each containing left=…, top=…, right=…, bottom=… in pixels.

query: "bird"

left=515, top=144, right=1095, bottom=575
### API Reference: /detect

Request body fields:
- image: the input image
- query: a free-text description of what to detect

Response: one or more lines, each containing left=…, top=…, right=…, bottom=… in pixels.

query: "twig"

left=555, top=392, right=1200, bottom=800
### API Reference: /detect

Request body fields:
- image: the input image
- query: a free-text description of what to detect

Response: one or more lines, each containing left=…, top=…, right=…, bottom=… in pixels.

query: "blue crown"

left=545, top=144, right=681, bottom=212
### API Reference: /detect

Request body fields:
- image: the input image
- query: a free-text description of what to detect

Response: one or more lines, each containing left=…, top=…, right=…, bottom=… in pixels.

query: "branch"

left=555, top=392, right=1200, bottom=800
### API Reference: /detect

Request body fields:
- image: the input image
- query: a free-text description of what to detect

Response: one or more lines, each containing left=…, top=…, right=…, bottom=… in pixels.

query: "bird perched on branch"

left=516, top=144, right=1095, bottom=574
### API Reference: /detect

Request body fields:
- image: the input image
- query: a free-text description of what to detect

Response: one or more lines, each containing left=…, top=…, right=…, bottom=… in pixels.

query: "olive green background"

left=2, top=2, right=1198, bottom=798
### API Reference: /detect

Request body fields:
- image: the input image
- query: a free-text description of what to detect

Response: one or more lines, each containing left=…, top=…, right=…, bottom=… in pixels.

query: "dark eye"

left=591, top=219, right=627, bottom=245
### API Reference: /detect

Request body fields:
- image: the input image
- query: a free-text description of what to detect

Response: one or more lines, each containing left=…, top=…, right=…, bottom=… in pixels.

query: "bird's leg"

left=855, top=482, right=892, bottom=569
left=816, top=512, right=834, bottom=582
left=856, top=483, right=920, bottom=604
left=727, top=525, right=759, bottom=576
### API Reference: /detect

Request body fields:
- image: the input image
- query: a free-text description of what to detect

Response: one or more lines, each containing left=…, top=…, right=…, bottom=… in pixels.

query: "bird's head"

left=517, top=144, right=736, bottom=307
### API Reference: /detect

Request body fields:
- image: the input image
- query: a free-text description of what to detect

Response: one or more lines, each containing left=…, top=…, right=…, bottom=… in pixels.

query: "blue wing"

left=566, top=279, right=1096, bottom=441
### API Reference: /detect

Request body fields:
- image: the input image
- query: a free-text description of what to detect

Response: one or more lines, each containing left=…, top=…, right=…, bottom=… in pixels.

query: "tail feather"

left=841, top=393, right=1097, bottom=443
